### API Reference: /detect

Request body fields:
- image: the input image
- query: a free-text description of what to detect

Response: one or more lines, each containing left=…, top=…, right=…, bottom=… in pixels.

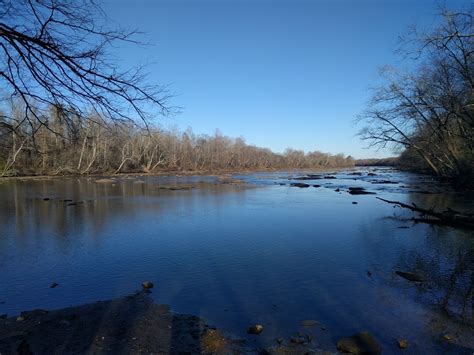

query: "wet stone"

left=290, top=336, right=306, bottom=344
left=290, top=183, right=310, bottom=188
left=300, top=320, right=319, bottom=327
left=142, top=281, right=154, bottom=290
left=395, top=271, right=425, bottom=282
left=247, top=324, right=263, bottom=334
left=398, top=339, right=408, bottom=349
left=336, top=332, right=381, bottom=355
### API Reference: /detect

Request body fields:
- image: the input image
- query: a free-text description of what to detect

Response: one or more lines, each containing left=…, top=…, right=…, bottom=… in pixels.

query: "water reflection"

left=0, top=177, right=248, bottom=242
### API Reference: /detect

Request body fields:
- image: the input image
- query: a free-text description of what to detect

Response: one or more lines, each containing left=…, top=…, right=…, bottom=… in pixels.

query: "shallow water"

left=0, top=168, right=473, bottom=353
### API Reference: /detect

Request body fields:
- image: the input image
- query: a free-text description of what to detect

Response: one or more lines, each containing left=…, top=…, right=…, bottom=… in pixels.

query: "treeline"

left=360, top=9, right=473, bottom=187
left=0, top=104, right=354, bottom=176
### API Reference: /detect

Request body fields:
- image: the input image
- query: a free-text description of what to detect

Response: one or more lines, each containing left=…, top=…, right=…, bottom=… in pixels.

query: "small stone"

left=290, top=183, right=310, bottom=188
left=17, top=316, right=25, bottom=322
left=398, top=339, right=408, bottom=349
left=352, top=201, right=358, bottom=204
left=300, top=320, right=319, bottom=327
left=337, top=332, right=381, bottom=354
left=50, top=282, right=59, bottom=288
left=247, top=324, right=263, bottom=334
left=443, top=334, right=455, bottom=341
left=395, top=271, right=425, bottom=282
left=290, top=336, right=306, bottom=344
left=142, top=281, right=154, bottom=290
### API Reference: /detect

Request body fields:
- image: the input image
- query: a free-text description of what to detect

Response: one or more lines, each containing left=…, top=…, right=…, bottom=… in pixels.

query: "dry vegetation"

left=360, top=8, right=474, bottom=187
left=0, top=103, right=355, bottom=176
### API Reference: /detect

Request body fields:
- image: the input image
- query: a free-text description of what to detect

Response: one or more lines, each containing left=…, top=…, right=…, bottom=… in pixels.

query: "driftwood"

left=377, top=197, right=474, bottom=229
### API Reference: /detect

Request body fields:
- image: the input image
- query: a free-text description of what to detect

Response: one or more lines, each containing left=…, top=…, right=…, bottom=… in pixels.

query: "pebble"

left=247, top=324, right=263, bottom=335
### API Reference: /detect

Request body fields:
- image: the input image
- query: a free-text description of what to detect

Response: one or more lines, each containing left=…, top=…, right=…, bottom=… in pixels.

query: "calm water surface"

left=1, top=168, right=473, bottom=353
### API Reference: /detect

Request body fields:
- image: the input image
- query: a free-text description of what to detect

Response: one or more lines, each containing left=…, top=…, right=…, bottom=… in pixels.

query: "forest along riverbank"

left=0, top=167, right=473, bottom=354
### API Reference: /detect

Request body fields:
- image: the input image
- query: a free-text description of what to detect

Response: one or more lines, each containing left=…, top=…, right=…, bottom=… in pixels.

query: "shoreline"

left=0, top=166, right=370, bottom=182
left=0, top=291, right=330, bottom=354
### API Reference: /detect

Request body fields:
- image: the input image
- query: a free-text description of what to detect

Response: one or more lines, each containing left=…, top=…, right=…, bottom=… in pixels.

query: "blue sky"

left=104, top=0, right=468, bottom=158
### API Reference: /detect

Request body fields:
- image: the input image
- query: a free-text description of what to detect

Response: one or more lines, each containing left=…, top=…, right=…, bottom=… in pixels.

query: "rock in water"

left=398, top=339, right=408, bottom=349
left=142, top=281, right=154, bottom=290
left=290, top=183, right=310, bottom=188
left=290, top=336, right=305, bottom=344
left=348, top=187, right=376, bottom=195
left=247, top=324, right=263, bottom=334
left=395, top=271, right=425, bottom=282
left=50, top=282, right=59, bottom=288
left=300, top=319, right=319, bottom=327
left=336, top=332, right=381, bottom=354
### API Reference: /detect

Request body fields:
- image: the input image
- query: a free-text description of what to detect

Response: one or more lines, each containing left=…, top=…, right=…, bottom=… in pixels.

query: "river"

left=0, top=167, right=473, bottom=354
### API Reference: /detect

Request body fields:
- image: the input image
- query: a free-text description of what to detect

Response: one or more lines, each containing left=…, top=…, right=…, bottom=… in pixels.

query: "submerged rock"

left=294, top=175, right=323, bottom=180
left=290, top=336, right=306, bottom=344
left=142, top=281, right=154, bottom=290
left=50, top=283, right=59, bottom=289
left=443, top=334, right=455, bottom=341
left=290, top=183, right=310, bottom=188
left=300, top=319, right=319, bottom=327
left=95, top=178, right=116, bottom=183
left=371, top=180, right=398, bottom=184
left=247, top=324, right=263, bottom=334
left=348, top=187, right=376, bottom=195
left=300, top=320, right=319, bottom=327
left=397, top=339, right=408, bottom=349
left=395, top=271, right=425, bottom=282
left=158, top=185, right=193, bottom=191
left=336, top=332, right=381, bottom=354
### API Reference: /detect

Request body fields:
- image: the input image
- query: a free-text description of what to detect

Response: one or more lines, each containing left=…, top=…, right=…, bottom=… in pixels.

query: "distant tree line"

left=0, top=102, right=354, bottom=176
left=360, top=8, right=473, bottom=187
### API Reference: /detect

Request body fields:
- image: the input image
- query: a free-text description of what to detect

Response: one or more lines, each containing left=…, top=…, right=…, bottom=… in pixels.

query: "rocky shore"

left=0, top=292, right=341, bottom=355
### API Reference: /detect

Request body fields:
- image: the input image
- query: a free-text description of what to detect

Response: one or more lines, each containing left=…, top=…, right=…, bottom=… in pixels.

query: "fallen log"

left=376, top=197, right=474, bottom=229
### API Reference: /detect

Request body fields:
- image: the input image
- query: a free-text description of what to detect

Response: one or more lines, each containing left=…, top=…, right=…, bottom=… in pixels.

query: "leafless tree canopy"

left=0, top=102, right=354, bottom=176
left=359, top=8, right=473, bottom=184
left=0, top=0, right=169, bottom=135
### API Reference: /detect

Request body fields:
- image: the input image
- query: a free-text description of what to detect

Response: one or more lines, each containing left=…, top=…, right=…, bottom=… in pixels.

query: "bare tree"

left=359, top=8, right=473, bottom=181
left=0, top=0, right=170, bottom=136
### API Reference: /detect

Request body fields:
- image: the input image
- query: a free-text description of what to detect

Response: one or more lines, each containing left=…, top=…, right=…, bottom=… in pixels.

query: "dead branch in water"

left=376, top=197, right=474, bottom=230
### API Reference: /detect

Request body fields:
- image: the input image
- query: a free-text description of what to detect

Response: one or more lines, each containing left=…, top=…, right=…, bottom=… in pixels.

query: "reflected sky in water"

left=0, top=169, right=473, bottom=354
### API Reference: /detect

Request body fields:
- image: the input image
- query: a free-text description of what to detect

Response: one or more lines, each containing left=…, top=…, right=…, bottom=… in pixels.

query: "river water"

left=0, top=168, right=473, bottom=353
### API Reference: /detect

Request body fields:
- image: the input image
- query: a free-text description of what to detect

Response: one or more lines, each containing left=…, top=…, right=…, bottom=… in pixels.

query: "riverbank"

left=0, top=166, right=355, bottom=181
left=0, top=291, right=333, bottom=354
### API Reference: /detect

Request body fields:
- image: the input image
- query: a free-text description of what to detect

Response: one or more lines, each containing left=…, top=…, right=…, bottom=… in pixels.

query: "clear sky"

left=104, top=0, right=468, bottom=159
